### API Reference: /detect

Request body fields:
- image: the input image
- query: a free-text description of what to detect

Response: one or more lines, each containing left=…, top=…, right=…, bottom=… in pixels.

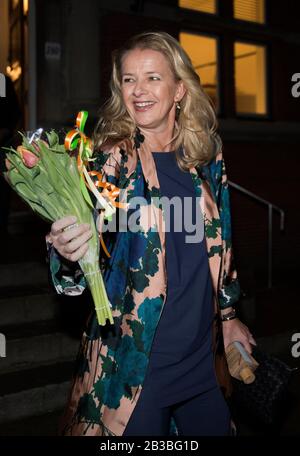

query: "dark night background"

left=0, top=0, right=299, bottom=436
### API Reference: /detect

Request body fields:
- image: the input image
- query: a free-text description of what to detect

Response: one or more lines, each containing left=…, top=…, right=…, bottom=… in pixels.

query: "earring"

left=176, top=101, right=181, bottom=110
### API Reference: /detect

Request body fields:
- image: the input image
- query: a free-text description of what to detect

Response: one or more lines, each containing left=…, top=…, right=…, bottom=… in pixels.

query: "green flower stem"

left=81, top=261, right=113, bottom=326
left=78, top=211, right=113, bottom=326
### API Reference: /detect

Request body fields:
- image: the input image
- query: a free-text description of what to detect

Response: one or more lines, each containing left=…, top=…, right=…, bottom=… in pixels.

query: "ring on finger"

left=63, top=223, right=79, bottom=232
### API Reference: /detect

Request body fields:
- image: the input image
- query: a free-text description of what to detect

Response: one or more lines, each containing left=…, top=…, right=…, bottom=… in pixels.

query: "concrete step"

left=0, top=320, right=79, bottom=374
left=0, top=361, right=74, bottom=425
left=0, top=261, right=49, bottom=289
left=0, top=207, right=49, bottom=265
left=7, top=210, right=45, bottom=235
left=0, top=409, right=62, bottom=436
left=0, top=404, right=65, bottom=436
left=0, top=288, right=61, bottom=326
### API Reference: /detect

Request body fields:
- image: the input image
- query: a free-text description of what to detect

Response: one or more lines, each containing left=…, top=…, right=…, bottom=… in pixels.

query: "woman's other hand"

left=46, top=215, right=93, bottom=262
left=222, top=317, right=257, bottom=354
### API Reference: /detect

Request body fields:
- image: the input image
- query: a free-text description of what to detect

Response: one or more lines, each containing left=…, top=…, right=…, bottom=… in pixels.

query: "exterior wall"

left=36, top=0, right=101, bottom=130
left=0, top=0, right=9, bottom=74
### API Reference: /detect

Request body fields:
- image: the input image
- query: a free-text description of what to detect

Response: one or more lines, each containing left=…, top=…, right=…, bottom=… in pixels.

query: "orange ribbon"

left=65, top=111, right=127, bottom=259
left=85, top=171, right=127, bottom=259
left=88, top=171, right=127, bottom=210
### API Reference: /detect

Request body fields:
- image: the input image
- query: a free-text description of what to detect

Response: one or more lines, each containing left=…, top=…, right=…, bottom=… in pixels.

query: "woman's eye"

left=123, top=78, right=134, bottom=83
left=150, top=76, right=160, bottom=81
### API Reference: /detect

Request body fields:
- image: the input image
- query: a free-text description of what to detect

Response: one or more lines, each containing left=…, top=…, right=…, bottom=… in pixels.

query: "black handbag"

left=228, top=345, right=295, bottom=429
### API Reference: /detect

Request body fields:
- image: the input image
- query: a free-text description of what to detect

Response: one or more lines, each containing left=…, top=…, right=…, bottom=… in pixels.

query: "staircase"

left=0, top=207, right=86, bottom=435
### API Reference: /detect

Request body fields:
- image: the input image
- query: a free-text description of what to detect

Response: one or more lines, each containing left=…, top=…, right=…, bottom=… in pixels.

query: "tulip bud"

left=5, top=158, right=11, bottom=170
left=17, top=146, right=39, bottom=168
left=31, top=139, right=48, bottom=153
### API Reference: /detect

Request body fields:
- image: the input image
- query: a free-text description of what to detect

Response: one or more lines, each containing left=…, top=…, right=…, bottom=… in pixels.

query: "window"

left=180, top=32, right=219, bottom=109
left=234, top=0, right=265, bottom=24
left=179, top=0, right=216, bottom=14
left=234, top=41, right=267, bottom=115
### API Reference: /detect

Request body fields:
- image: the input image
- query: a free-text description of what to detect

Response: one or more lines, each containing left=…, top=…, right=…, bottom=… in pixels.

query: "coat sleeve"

left=209, top=149, right=241, bottom=310
left=46, top=145, right=123, bottom=296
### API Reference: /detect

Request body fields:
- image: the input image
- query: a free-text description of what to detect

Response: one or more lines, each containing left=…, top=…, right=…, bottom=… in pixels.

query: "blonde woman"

left=47, top=31, right=256, bottom=436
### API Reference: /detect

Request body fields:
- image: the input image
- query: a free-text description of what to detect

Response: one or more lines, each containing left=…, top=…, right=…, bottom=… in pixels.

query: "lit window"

left=11, top=0, right=20, bottom=9
left=179, top=0, right=216, bottom=14
left=234, top=0, right=265, bottom=24
left=180, top=32, right=219, bottom=109
left=234, top=42, right=267, bottom=115
left=23, top=0, right=29, bottom=15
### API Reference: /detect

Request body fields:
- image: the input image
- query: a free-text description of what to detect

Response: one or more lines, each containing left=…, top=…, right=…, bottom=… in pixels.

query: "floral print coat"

left=48, top=132, right=241, bottom=436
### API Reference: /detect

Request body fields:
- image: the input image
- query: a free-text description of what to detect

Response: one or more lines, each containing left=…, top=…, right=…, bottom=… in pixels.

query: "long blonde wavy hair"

left=93, top=31, right=222, bottom=170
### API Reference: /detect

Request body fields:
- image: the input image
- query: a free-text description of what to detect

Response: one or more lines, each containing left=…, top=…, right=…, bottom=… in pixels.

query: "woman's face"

left=120, top=48, right=185, bottom=132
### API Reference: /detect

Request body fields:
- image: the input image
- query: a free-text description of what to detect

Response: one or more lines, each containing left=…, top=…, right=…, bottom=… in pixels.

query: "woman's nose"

left=133, top=81, right=147, bottom=97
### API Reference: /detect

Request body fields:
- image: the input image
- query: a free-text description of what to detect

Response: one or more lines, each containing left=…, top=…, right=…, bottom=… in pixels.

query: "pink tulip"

left=32, top=139, right=48, bottom=153
left=17, top=146, right=39, bottom=168
left=5, top=158, right=11, bottom=170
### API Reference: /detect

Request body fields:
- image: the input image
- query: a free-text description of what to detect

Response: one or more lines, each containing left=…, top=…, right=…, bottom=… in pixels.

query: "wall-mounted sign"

left=45, top=42, right=61, bottom=61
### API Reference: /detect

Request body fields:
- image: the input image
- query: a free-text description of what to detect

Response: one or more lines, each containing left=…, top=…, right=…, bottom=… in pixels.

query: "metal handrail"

left=228, top=180, right=285, bottom=289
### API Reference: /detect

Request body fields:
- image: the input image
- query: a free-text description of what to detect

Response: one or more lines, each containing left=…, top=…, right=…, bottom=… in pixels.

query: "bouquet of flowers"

left=3, top=111, right=118, bottom=326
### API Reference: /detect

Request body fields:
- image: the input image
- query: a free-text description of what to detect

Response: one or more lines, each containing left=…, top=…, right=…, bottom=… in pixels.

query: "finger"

left=250, top=336, right=257, bottom=346
left=247, top=330, right=256, bottom=344
left=67, top=242, right=89, bottom=262
left=51, top=216, right=77, bottom=236
left=223, top=340, right=231, bottom=350
left=244, top=341, right=253, bottom=354
left=58, top=223, right=90, bottom=245
left=64, top=230, right=93, bottom=254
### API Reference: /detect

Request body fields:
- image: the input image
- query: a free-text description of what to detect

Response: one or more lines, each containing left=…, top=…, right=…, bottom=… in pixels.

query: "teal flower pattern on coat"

left=137, top=296, right=163, bottom=354
left=101, top=336, right=148, bottom=409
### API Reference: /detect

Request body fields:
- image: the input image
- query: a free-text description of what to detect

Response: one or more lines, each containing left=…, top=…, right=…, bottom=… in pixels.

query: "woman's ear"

left=175, top=80, right=187, bottom=103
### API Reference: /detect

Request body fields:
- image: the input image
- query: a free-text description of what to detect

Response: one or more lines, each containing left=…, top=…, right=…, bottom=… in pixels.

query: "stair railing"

left=228, top=181, right=285, bottom=289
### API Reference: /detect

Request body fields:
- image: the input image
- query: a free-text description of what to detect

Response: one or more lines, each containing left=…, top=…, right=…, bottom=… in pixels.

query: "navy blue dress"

left=142, top=150, right=218, bottom=407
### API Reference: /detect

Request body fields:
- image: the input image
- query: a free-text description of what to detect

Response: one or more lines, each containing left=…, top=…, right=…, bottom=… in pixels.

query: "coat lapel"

left=189, top=166, right=222, bottom=303
left=136, top=139, right=168, bottom=300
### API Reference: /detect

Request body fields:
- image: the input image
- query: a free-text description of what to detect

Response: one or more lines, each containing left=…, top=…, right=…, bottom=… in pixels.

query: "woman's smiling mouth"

left=133, top=101, right=156, bottom=112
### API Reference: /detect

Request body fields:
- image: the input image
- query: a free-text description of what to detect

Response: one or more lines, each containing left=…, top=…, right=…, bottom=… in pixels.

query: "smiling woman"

left=47, top=31, right=255, bottom=437
left=120, top=48, right=185, bottom=137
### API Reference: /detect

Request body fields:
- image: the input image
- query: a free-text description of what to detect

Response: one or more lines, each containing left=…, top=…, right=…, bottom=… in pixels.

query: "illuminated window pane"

left=11, top=0, right=20, bottom=10
left=234, top=42, right=267, bottom=114
left=179, top=0, right=216, bottom=14
left=234, top=0, right=265, bottom=24
left=180, top=32, right=218, bottom=109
